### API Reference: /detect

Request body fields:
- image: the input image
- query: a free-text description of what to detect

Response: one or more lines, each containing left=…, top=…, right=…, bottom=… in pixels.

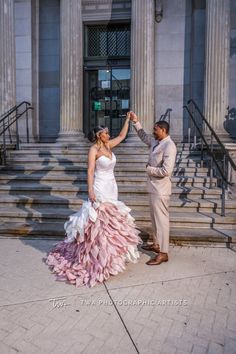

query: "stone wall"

left=154, top=0, right=191, bottom=140
left=226, top=0, right=236, bottom=138
left=82, top=0, right=131, bottom=21
left=12, top=0, right=234, bottom=142
left=38, top=0, right=60, bottom=142
left=230, top=0, right=236, bottom=107
left=15, top=0, right=33, bottom=140
left=190, top=1, right=205, bottom=113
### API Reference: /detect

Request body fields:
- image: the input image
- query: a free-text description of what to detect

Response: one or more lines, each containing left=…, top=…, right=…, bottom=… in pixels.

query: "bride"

left=45, top=112, right=142, bottom=288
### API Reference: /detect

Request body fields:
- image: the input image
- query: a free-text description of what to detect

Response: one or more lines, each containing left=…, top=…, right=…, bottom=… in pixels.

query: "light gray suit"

left=133, top=122, right=177, bottom=253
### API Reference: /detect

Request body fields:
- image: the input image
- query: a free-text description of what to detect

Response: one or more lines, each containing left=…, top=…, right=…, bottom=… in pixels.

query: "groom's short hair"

left=154, top=121, right=170, bottom=134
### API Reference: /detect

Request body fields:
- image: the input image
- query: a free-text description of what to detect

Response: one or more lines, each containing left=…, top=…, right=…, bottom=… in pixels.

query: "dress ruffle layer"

left=45, top=201, right=141, bottom=288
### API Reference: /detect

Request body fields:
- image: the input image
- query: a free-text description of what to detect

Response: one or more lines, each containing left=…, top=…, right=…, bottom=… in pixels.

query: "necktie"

left=152, top=142, right=159, bottom=152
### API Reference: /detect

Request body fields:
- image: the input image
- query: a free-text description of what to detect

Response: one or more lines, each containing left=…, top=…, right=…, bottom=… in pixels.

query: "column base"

left=125, top=132, right=149, bottom=146
left=204, top=131, right=234, bottom=144
left=57, top=130, right=86, bottom=144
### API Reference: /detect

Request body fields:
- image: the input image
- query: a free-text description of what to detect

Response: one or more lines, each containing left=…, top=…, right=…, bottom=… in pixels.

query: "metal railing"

left=0, top=101, right=33, bottom=165
left=183, top=99, right=236, bottom=216
left=159, top=108, right=172, bottom=124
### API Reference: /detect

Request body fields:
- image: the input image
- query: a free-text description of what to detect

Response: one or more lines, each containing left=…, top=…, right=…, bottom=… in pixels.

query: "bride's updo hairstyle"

left=87, top=125, right=107, bottom=143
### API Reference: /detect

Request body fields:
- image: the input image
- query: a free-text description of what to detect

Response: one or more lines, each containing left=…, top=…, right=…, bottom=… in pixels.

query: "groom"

left=130, top=112, right=177, bottom=265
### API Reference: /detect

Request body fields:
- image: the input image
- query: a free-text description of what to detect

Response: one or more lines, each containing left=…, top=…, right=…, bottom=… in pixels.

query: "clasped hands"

left=127, top=111, right=138, bottom=123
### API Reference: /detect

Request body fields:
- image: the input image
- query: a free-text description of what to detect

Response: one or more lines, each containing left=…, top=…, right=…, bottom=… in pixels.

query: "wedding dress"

left=45, top=152, right=141, bottom=288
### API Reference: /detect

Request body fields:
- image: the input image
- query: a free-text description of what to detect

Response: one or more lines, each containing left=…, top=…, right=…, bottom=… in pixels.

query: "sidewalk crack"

left=103, top=281, right=140, bottom=354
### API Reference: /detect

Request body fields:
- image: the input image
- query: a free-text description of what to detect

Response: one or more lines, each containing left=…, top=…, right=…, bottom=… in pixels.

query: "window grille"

left=86, top=24, right=130, bottom=57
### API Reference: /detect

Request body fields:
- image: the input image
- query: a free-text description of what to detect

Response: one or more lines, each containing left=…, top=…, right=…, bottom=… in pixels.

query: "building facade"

left=1, top=0, right=236, bottom=142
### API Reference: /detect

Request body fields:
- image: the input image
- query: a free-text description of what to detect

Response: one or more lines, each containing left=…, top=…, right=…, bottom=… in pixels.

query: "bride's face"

left=99, top=128, right=110, bottom=143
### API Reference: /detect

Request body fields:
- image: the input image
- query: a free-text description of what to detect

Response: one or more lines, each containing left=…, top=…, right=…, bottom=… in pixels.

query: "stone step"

left=0, top=183, right=222, bottom=198
left=117, top=196, right=236, bottom=213
left=0, top=174, right=217, bottom=187
left=173, top=167, right=209, bottom=175
left=0, top=195, right=235, bottom=213
left=0, top=207, right=235, bottom=229
left=166, top=227, right=236, bottom=245
left=0, top=164, right=210, bottom=175
left=8, top=144, right=203, bottom=154
left=18, top=142, right=195, bottom=150
left=136, top=211, right=236, bottom=229
left=2, top=142, right=235, bottom=245
left=5, top=160, right=208, bottom=169
left=10, top=149, right=203, bottom=157
left=8, top=154, right=206, bottom=164
left=0, top=222, right=234, bottom=244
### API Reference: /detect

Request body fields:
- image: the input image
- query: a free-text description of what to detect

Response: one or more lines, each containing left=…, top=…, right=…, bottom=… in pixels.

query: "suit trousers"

left=148, top=193, right=170, bottom=253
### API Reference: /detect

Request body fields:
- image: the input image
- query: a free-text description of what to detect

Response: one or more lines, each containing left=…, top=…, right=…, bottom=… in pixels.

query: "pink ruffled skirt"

left=45, top=202, right=141, bottom=288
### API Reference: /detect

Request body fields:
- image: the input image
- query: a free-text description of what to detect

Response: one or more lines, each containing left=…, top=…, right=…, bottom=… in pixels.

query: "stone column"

left=0, top=0, right=16, bottom=117
left=130, top=0, right=155, bottom=133
left=57, top=0, right=84, bottom=142
left=204, top=0, right=230, bottom=135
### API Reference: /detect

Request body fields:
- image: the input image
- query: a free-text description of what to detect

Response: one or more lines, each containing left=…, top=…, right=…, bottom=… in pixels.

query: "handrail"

left=159, top=108, right=172, bottom=124
left=184, top=100, right=235, bottom=216
left=183, top=105, right=229, bottom=184
left=187, top=99, right=236, bottom=171
left=0, top=101, right=33, bottom=165
left=0, top=101, right=31, bottom=121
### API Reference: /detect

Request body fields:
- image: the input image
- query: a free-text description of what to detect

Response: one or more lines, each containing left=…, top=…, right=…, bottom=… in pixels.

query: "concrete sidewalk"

left=0, top=238, right=235, bottom=354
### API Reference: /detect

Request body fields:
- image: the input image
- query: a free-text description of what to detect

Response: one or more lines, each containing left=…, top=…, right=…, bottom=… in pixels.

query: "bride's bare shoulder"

left=89, top=144, right=98, bottom=151
left=88, top=144, right=99, bottom=157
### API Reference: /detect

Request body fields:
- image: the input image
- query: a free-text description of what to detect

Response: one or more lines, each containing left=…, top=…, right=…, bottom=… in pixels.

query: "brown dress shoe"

left=141, top=244, right=160, bottom=253
left=146, top=253, right=168, bottom=266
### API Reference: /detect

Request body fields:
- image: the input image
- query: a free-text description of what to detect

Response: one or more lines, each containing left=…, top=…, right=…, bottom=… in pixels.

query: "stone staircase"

left=0, top=141, right=235, bottom=245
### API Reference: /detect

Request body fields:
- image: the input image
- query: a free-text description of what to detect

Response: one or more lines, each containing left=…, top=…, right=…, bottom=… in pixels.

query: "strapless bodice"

left=94, top=152, right=116, bottom=177
left=93, top=152, right=118, bottom=201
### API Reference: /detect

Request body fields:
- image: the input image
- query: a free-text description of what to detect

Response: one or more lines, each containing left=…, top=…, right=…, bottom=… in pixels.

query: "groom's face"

left=153, top=125, right=167, bottom=140
left=153, top=125, right=163, bottom=140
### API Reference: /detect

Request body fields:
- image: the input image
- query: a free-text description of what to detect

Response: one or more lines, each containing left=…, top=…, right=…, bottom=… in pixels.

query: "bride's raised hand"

left=109, top=111, right=131, bottom=148
left=126, top=111, right=131, bottom=120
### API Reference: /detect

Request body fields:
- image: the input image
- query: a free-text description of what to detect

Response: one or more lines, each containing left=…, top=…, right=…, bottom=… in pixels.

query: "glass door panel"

left=84, top=67, right=130, bottom=137
left=111, top=68, right=130, bottom=136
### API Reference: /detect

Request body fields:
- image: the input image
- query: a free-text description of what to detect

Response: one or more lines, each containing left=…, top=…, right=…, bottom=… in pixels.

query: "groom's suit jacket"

left=133, top=122, right=177, bottom=196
